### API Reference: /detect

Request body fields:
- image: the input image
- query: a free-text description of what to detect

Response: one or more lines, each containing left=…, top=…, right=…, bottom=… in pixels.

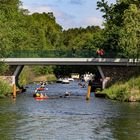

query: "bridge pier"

left=86, top=66, right=109, bottom=100
left=97, top=66, right=109, bottom=89
left=12, top=65, right=24, bottom=98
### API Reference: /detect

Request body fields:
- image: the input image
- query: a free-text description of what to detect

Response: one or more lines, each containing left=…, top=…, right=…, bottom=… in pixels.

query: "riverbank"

left=102, top=75, right=140, bottom=102
left=0, top=80, right=12, bottom=98
left=32, top=74, right=57, bottom=83
left=19, top=66, right=57, bottom=86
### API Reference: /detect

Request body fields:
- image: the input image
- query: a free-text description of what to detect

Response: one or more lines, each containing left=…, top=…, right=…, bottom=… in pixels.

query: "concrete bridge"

left=0, top=57, right=140, bottom=98
left=2, top=58, right=140, bottom=66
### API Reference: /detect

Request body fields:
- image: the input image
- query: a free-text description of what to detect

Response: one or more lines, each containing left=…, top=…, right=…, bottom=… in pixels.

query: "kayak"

left=36, top=87, right=45, bottom=91
left=35, top=96, right=49, bottom=100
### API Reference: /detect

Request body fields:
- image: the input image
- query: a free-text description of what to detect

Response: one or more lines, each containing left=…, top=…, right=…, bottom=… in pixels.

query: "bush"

left=0, top=80, right=12, bottom=97
left=104, top=83, right=128, bottom=101
left=128, top=76, right=140, bottom=89
left=103, top=76, right=140, bottom=101
left=104, top=83, right=129, bottom=101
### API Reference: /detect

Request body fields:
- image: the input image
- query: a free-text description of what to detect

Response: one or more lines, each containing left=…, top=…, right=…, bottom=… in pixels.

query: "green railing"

left=5, top=50, right=127, bottom=58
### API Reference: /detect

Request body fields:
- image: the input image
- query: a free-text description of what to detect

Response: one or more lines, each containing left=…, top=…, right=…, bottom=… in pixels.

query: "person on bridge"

left=96, top=49, right=105, bottom=57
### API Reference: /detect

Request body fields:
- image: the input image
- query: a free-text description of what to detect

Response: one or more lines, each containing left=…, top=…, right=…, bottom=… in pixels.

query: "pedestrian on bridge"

left=96, top=49, right=105, bottom=57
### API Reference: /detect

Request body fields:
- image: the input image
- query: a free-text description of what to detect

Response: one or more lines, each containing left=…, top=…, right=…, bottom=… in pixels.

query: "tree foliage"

left=97, top=0, right=140, bottom=57
left=0, top=0, right=139, bottom=75
left=0, top=0, right=63, bottom=73
left=63, top=26, right=102, bottom=51
left=119, top=4, right=140, bottom=57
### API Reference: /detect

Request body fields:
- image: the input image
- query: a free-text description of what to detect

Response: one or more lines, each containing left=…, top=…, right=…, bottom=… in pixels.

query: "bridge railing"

left=5, top=50, right=127, bottom=58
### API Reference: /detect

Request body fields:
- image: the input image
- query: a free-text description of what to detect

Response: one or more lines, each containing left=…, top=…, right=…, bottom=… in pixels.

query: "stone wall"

left=0, top=66, right=17, bottom=86
left=101, top=66, right=140, bottom=87
left=0, top=76, right=13, bottom=86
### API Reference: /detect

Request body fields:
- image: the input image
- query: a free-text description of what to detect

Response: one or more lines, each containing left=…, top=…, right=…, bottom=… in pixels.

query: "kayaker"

left=33, top=92, right=40, bottom=97
left=40, top=93, right=44, bottom=98
left=64, top=91, right=71, bottom=97
left=40, top=81, right=46, bottom=88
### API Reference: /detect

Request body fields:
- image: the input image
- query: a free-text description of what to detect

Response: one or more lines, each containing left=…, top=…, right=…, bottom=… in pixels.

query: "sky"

left=21, top=0, right=116, bottom=29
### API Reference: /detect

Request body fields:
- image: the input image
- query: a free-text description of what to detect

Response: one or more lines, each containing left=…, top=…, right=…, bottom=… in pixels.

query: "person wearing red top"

left=96, top=49, right=105, bottom=57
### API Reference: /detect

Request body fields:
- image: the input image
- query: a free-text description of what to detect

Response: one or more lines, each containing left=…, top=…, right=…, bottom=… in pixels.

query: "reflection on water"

left=0, top=81, right=140, bottom=140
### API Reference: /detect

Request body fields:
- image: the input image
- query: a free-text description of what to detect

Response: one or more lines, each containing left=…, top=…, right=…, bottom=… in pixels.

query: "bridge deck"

left=1, top=58, right=140, bottom=66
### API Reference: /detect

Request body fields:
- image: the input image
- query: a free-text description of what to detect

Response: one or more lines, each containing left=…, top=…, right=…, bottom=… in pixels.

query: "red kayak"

left=35, top=96, right=49, bottom=100
left=36, top=87, right=45, bottom=91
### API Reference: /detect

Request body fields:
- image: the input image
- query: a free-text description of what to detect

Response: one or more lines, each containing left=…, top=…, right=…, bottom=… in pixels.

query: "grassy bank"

left=32, top=74, right=57, bottom=83
left=0, top=80, right=12, bottom=98
left=19, top=66, right=57, bottom=86
left=103, top=76, right=140, bottom=102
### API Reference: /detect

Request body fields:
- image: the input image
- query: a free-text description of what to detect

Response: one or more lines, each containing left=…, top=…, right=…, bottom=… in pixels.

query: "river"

left=0, top=81, right=140, bottom=140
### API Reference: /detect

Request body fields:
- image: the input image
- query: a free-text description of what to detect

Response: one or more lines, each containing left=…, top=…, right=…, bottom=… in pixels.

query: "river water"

left=0, top=81, right=140, bottom=140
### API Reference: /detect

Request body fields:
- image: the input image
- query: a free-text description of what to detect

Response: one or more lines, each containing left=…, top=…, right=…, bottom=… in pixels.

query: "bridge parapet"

left=5, top=50, right=128, bottom=58
left=1, top=58, right=140, bottom=66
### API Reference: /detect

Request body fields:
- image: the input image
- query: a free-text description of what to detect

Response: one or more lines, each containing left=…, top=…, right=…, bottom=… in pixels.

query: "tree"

left=31, top=12, right=63, bottom=51
left=63, top=26, right=102, bottom=51
left=119, top=4, right=140, bottom=58
left=0, top=0, right=30, bottom=54
left=97, top=0, right=140, bottom=58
